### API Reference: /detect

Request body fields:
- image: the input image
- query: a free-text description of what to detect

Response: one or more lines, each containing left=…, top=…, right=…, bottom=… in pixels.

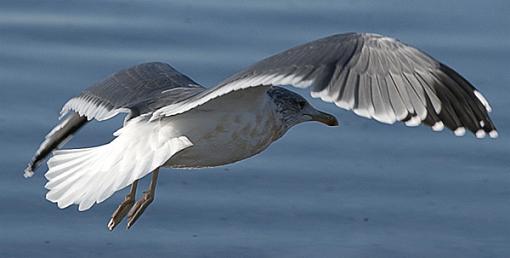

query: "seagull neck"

left=269, top=102, right=294, bottom=141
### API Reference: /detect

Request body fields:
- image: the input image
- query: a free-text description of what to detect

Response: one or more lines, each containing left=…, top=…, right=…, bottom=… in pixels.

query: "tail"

left=45, top=146, right=113, bottom=210
left=44, top=118, right=193, bottom=211
left=25, top=112, right=87, bottom=178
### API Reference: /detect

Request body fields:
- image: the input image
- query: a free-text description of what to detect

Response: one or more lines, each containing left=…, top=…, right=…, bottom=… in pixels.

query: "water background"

left=1, top=0, right=509, bottom=257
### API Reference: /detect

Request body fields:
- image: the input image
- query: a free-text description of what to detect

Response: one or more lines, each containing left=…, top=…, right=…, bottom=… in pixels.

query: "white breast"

left=164, top=86, right=284, bottom=168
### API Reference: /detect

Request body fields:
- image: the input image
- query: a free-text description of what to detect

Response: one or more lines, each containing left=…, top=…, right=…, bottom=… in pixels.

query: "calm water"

left=1, top=1, right=509, bottom=257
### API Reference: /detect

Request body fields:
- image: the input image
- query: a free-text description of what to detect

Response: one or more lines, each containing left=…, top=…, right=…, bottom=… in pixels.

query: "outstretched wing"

left=62, top=62, right=205, bottom=121
left=152, top=33, right=497, bottom=138
left=25, top=62, right=205, bottom=177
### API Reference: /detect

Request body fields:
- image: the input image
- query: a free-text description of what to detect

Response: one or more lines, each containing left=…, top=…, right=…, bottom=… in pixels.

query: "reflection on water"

left=1, top=0, right=509, bottom=257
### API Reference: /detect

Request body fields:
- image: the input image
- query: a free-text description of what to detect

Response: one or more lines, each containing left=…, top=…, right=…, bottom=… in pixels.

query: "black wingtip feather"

left=25, top=112, right=87, bottom=177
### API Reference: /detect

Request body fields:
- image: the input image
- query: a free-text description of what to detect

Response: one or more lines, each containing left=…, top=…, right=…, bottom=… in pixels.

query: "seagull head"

left=268, top=87, right=339, bottom=128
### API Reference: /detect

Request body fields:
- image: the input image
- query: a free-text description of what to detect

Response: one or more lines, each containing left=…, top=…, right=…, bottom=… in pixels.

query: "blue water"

left=1, top=0, right=509, bottom=257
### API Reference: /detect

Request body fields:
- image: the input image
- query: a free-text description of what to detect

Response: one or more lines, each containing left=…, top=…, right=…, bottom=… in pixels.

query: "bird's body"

left=25, top=32, right=498, bottom=229
left=165, top=86, right=282, bottom=168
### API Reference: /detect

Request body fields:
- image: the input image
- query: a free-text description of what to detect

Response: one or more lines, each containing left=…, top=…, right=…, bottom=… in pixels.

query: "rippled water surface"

left=1, top=1, right=509, bottom=257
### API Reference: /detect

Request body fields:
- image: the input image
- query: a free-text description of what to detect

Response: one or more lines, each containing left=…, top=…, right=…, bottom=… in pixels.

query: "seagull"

left=25, top=32, right=497, bottom=230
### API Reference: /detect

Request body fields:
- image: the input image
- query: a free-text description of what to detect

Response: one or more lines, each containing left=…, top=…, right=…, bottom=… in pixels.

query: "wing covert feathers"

left=152, top=33, right=497, bottom=138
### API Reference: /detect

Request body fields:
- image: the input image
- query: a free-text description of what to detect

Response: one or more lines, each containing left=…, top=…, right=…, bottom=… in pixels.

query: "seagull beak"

left=306, top=110, right=339, bottom=126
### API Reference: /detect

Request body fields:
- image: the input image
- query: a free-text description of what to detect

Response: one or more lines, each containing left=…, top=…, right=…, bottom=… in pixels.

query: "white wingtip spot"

left=432, top=121, right=444, bottom=131
left=23, top=167, right=34, bottom=178
left=404, top=116, right=421, bottom=127
left=474, top=91, right=492, bottom=112
left=489, top=130, right=498, bottom=138
left=454, top=127, right=466, bottom=136
left=475, top=130, right=486, bottom=139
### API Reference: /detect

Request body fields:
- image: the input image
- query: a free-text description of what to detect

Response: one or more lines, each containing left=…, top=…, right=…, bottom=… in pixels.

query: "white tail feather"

left=44, top=118, right=193, bottom=211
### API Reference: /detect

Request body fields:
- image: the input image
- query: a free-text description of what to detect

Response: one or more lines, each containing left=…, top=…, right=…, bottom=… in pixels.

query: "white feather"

left=404, top=116, right=421, bottom=127
left=61, top=97, right=130, bottom=121
left=473, top=90, right=492, bottom=112
left=432, top=121, right=444, bottom=131
left=454, top=127, right=466, bottom=136
left=475, top=130, right=486, bottom=139
left=44, top=117, right=193, bottom=211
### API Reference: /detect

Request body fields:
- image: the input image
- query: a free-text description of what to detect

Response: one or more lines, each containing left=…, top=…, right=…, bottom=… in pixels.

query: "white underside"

left=44, top=86, right=282, bottom=210
left=165, top=86, right=281, bottom=168
left=45, top=116, right=193, bottom=211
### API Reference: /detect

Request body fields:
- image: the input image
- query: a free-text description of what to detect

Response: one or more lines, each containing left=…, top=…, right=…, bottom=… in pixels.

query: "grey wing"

left=62, top=62, right=205, bottom=121
left=25, top=62, right=205, bottom=177
left=153, top=33, right=497, bottom=138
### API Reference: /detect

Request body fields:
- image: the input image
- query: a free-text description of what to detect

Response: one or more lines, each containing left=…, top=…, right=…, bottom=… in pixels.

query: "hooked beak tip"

left=309, top=112, right=339, bottom=126
left=325, top=117, right=339, bottom=126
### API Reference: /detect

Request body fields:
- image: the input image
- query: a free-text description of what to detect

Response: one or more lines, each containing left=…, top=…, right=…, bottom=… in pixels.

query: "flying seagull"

left=25, top=32, right=497, bottom=230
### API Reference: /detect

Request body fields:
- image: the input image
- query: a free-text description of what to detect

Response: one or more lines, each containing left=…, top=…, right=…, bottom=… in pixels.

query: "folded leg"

left=127, top=168, right=159, bottom=229
left=107, top=180, right=138, bottom=231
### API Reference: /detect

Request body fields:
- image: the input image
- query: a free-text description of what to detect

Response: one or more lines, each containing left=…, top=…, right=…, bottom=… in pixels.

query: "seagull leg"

left=107, top=180, right=139, bottom=231
left=127, top=168, right=159, bottom=229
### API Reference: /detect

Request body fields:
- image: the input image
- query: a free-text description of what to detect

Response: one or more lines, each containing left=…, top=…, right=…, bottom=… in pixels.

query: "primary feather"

left=152, top=33, right=496, bottom=137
